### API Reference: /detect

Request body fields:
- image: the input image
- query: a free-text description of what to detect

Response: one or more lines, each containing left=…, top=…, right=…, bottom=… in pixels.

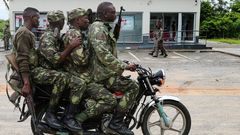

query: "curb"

left=212, top=48, right=240, bottom=57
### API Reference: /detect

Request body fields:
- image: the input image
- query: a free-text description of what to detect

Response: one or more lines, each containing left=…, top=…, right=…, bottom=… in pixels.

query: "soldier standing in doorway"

left=3, top=23, right=11, bottom=50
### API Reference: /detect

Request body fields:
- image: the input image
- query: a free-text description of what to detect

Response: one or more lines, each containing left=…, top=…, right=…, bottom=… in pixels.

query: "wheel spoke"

left=169, top=127, right=181, bottom=133
left=148, top=120, right=161, bottom=127
left=172, top=110, right=180, bottom=122
left=161, top=129, right=165, bottom=135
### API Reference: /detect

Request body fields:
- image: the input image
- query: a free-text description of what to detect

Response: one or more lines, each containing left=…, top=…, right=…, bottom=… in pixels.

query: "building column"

left=142, top=11, right=150, bottom=35
left=177, top=13, right=182, bottom=43
left=142, top=11, right=150, bottom=45
left=193, top=13, right=196, bottom=42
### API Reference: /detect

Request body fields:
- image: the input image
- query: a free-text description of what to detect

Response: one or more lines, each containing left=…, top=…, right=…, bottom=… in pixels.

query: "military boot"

left=153, top=48, right=159, bottom=57
left=108, top=112, right=134, bottom=135
left=43, top=105, right=62, bottom=129
left=148, top=51, right=154, bottom=55
left=62, top=104, right=82, bottom=132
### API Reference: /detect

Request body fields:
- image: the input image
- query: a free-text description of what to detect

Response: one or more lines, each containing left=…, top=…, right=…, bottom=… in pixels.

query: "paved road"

left=1, top=93, right=240, bottom=135
left=0, top=43, right=240, bottom=134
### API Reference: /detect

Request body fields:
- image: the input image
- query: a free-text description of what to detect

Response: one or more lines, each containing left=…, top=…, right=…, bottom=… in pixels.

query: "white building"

left=8, top=0, right=201, bottom=46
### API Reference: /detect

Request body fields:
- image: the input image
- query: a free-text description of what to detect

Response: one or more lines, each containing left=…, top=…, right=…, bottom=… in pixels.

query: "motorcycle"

left=7, top=63, right=191, bottom=135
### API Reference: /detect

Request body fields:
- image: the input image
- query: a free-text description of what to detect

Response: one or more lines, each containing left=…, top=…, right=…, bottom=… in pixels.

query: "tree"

left=200, top=1, right=214, bottom=23
left=213, top=0, right=229, bottom=14
left=231, top=1, right=240, bottom=13
left=200, top=0, right=240, bottom=38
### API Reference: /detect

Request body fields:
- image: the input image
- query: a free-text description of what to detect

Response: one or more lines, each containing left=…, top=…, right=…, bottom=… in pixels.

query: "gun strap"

left=5, top=58, right=23, bottom=109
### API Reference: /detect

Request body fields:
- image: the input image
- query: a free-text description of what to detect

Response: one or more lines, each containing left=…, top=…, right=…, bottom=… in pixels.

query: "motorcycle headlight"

left=151, top=69, right=166, bottom=86
left=153, top=69, right=166, bottom=79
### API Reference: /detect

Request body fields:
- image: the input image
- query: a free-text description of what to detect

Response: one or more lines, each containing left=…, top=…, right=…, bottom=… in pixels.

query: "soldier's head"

left=97, top=2, right=116, bottom=22
left=67, top=8, right=89, bottom=30
left=47, top=10, right=65, bottom=30
left=156, top=20, right=162, bottom=29
left=23, top=7, right=40, bottom=28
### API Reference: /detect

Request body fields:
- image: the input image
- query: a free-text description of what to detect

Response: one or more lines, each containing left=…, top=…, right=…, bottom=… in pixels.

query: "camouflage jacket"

left=63, top=26, right=91, bottom=81
left=13, top=26, right=38, bottom=73
left=153, top=28, right=163, bottom=44
left=38, top=28, right=64, bottom=70
left=3, top=27, right=11, bottom=39
left=88, top=21, right=127, bottom=83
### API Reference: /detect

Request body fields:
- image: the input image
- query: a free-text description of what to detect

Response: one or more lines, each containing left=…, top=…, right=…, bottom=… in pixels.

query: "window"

left=150, top=13, right=178, bottom=42
left=117, top=12, right=142, bottom=43
left=182, top=13, right=194, bottom=41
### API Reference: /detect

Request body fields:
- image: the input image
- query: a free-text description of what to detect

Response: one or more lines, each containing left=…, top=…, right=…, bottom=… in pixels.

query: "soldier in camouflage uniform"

left=149, top=21, right=167, bottom=57
left=63, top=8, right=117, bottom=125
left=3, top=23, right=11, bottom=50
left=32, top=10, right=85, bottom=131
left=88, top=2, right=139, bottom=135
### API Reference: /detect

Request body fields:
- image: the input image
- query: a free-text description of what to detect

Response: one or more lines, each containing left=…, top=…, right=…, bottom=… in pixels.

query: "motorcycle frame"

left=125, top=65, right=181, bottom=130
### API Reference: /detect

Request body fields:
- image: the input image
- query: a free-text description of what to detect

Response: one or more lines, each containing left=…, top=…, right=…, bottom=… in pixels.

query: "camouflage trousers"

left=31, top=67, right=86, bottom=106
left=4, top=38, right=9, bottom=50
left=75, top=82, right=117, bottom=122
left=104, top=76, right=139, bottom=113
left=152, top=40, right=167, bottom=56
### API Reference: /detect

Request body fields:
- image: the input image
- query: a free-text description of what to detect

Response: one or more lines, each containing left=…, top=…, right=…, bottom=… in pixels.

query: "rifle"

left=113, top=6, right=125, bottom=40
left=5, top=53, right=39, bottom=134
left=26, top=94, right=39, bottom=133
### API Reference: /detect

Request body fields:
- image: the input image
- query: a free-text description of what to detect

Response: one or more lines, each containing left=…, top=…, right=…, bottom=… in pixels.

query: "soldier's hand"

left=126, top=64, right=137, bottom=72
left=21, top=83, right=32, bottom=97
left=69, top=37, right=82, bottom=49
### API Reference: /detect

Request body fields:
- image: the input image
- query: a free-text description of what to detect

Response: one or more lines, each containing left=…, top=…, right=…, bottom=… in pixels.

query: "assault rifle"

left=113, top=6, right=125, bottom=40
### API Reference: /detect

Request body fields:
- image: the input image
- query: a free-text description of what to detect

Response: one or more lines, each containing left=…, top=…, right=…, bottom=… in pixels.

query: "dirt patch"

left=160, top=86, right=240, bottom=96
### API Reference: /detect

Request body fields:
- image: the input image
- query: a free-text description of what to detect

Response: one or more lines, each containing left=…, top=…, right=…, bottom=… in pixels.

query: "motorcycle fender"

left=136, top=96, right=180, bottom=129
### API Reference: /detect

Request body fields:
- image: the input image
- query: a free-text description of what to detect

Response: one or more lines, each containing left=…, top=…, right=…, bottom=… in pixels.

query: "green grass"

left=208, top=38, right=240, bottom=44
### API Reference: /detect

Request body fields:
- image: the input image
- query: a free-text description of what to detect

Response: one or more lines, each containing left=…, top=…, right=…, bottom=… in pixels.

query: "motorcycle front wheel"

left=141, top=100, right=191, bottom=135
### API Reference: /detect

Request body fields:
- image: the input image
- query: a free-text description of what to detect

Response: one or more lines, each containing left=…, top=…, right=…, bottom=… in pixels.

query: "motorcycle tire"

left=141, top=100, right=191, bottom=135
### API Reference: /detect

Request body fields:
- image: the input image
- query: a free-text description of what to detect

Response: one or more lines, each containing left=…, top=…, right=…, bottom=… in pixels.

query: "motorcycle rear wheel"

left=141, top=100, right=191, bottom=135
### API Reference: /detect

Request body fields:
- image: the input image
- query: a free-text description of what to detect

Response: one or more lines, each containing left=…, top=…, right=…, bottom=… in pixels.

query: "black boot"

left=62, top=104, right=82, bottom=132
left=43, top=105, right=62, bottom=129
left=160, top=50, right=164, bottom=55
left=108, top=111, right=134, bottom=135
left=148, top=51, right=154, bottom=55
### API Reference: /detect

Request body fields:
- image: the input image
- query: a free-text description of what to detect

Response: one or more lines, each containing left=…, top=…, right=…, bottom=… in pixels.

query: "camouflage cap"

left=47, top=10, right=65, bottom=23
left=68, top=8, right=87, bottom=21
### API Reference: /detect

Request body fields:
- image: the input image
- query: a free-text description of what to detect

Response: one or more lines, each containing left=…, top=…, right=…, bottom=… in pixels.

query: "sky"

left=0, top=0, right=9, bottom=20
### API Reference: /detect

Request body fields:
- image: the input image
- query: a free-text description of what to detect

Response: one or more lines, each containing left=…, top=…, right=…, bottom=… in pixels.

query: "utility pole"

left=2, top=0, right=9, bottom=10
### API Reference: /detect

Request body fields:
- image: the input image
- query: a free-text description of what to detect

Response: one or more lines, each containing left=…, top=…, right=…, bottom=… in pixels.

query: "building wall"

left=8, top=0, right=200, bottom=43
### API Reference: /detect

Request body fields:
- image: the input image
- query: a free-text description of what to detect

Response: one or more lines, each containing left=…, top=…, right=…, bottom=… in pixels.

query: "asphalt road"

left=0, top=49, right=240, bottom=135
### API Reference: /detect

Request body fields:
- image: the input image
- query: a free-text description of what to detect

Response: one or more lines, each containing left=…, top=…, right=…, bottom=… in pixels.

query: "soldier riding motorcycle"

left=6, top=58, right=191, bottom=135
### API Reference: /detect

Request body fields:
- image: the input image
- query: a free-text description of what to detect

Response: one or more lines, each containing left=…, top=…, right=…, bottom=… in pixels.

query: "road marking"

left=173, top=52, right=198, bottom=62
left=128, top=52, right=141, bottom=62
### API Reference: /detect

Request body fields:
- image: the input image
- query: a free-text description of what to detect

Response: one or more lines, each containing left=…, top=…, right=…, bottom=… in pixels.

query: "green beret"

left=47, top=10, right=65, bottom=23
left=68, top=8, right=87, bottom=21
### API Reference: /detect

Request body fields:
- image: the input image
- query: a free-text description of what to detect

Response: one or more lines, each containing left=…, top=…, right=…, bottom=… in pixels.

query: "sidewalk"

left=206, top=40, right=240, bottom=57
